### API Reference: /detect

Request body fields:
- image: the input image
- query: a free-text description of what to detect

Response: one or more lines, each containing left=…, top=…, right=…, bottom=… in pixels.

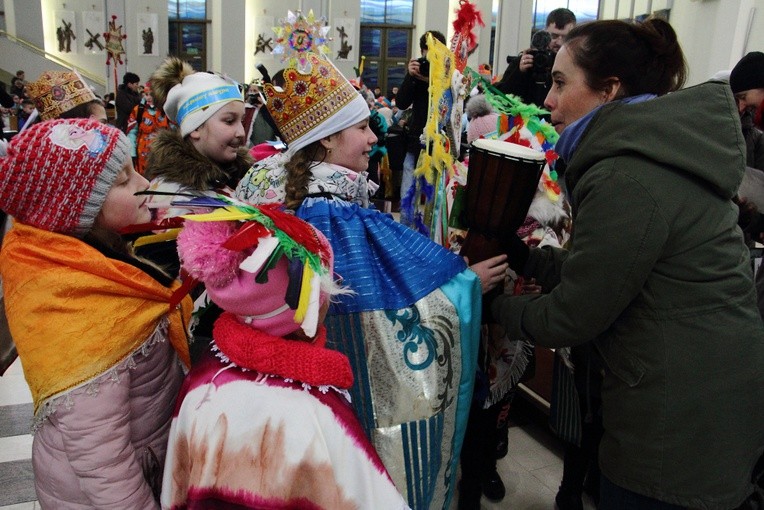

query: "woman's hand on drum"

left=466, top=254, right=509, bottom=294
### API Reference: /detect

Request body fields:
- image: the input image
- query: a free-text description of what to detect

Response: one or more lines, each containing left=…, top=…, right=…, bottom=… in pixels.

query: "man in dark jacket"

left=115, top=71, right=141, bottom=132
left=495, top=8, right=575, bottom=107
left=395, top=30, right=446, bottom=202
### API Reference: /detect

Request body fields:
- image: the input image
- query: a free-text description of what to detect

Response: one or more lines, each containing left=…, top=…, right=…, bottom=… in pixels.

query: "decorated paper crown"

left=26, top=71, right=98, bottom=121
left=175, top=195, right=333, bottom=337
left=263, top=52, right=369, bottom=153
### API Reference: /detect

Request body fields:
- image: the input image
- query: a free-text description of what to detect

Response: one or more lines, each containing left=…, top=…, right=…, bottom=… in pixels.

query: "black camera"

left=417, top=56, right=430, bottom=78
left=247, top=93, right=263, bottom=106
left=528, top=30, right=555, bottom=84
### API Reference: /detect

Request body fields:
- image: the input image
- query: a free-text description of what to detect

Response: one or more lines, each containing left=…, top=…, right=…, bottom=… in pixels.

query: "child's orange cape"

left=1, top=222, right=191, bottom=414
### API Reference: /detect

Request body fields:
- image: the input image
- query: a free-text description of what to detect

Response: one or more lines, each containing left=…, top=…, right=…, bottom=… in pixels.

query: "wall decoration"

left=254, top=16, right=275, bottom=62
left=82, top=11, right=105, bottom=53
left=55, top=10, right=77, bottom=53
left=255, top=33, right=273, bottom=54
left=137, top=12, right=158, bottom=56
left=333, top=18, right=355, bottom=61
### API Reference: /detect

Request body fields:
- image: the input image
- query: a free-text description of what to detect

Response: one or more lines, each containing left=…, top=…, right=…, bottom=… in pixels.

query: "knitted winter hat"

left=467, top=95, right=499, bottom=143
left=177, top=202, right=336, bottom=338
left=163, top=71, right=243, bottom=136
left=0, top=118, right=130, bottom=237
left=263, top=52, right=370, bottom=154
left=730, top=52, right=764, bottom=94
left=467, top=113, right=499, bottom=144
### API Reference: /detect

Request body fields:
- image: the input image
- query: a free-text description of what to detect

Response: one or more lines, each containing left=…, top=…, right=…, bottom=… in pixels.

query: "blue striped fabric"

left=297, top=197, right=467, bottom=314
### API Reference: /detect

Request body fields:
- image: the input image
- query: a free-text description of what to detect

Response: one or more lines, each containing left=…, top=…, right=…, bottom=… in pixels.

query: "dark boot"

left=482, top=469, right=506, bottom=502
left=556, top=440, right=587, bottom=510
left=583, top=465, right=601, bottom=506
left=457, top=480, right=482, bottom=510
left=555, top=486, right=584, bottom=510
left=495, top=435, right=508, bottom=460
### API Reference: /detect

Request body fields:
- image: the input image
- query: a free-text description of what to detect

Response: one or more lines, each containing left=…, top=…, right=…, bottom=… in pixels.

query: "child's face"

left=96, top=159, right=151, bottom=231
left=321, top=118, right=378, bottom=173
left=188, top=101, right=246, bottom=165
left=22, top=104, right=34, bottom=115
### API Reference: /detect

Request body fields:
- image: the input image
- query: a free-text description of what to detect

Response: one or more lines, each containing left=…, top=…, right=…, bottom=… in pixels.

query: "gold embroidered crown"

left=26, top=71, right=98, bottom=121
left=263, top=53, right=358, bottom=146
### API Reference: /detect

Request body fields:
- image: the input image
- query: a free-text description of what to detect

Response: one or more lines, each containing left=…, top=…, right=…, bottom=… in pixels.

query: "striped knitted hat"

left=0, top=118, right=130, bottom=237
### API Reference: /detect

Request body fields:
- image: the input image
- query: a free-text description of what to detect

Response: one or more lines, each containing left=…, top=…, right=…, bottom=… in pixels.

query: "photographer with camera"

left=243, top=79, right=277, bottom=148
left=496, top=8, right=576, bottom=107
left=396, top=30, right=447, bottom=203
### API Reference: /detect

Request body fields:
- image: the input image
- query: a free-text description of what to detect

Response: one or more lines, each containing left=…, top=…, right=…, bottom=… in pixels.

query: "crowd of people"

left=1, top=11, right=764, bottom=510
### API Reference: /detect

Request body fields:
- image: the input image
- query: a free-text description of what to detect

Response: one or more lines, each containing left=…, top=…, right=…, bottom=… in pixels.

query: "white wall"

left=598, top=0, right=763, bottom=86
left=209, top=0, right=246, bottom=82
left=3, top=0, right=167, bottom=94
left=670, top=0, right=747, bottom=84
left=5, top=0, right=762, bottom=94
left=492, top=0, right=534, bottom=77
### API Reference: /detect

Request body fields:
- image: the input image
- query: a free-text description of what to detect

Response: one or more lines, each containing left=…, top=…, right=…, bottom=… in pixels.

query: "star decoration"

left=272, top=10, right=331, bottom=72
left=104, top=15, right=126, bottom=65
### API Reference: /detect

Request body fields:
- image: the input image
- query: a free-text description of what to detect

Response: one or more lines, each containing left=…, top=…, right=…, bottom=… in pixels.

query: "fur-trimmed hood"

left=145, top=129, right=252, bottom=190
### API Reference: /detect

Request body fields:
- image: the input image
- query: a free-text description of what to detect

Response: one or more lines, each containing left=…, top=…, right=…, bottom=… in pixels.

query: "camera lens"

left=417, top=57, right=430, bottom=76
left=530, top=30, right=552, bottom=51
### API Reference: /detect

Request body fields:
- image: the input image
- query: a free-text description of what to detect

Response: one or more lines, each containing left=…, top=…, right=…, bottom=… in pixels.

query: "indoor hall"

left=1, top=1, right=763, bottom=509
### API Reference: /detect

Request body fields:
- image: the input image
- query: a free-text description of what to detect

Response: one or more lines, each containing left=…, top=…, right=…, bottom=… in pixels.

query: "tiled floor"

left=0, top=359, right=37, bottom=510
left=0, top=356, right=595, bottom=510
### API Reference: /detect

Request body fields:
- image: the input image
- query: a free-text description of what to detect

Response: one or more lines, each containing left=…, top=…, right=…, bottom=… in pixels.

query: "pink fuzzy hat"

left=177, top=204, right=334, bottom=338
left=467, top=112, right=499, bottom=144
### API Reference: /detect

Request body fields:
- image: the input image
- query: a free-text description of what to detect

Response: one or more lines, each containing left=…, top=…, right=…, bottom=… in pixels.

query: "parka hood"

left=145, top=128, right=252, bottom=190
left=565, top=81, right=746, bottom=201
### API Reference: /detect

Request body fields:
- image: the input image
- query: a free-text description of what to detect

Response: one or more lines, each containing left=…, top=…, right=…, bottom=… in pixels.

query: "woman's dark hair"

left=564, top=18, right=687, bottom=98
left=284, top=141, right=327, bottom=210
left=58, top=99, right=104, bottom=120
left=84, top=225, right=174, bottom=287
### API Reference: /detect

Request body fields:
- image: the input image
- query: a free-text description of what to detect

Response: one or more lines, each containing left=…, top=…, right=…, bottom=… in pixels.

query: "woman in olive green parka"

left=492, top=19, right=764, bottom=510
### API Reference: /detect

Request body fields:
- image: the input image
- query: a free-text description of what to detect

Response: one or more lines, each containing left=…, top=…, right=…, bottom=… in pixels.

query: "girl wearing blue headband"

left=138, top=57, right=252, bottom=279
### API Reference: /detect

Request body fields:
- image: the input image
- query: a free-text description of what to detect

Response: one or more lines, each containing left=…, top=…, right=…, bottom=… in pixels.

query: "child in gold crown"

left=235, top=52, right=506, bottom=510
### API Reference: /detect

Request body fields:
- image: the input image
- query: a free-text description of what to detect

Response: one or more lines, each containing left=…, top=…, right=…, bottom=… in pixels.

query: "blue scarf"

left=555, top=94, right=657, bottom=164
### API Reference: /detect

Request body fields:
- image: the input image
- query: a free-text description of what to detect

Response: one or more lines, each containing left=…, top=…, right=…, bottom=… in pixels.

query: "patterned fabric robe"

left=161, top=333, right=409, bottom=510
left=236, top=159, right=482, bottom=510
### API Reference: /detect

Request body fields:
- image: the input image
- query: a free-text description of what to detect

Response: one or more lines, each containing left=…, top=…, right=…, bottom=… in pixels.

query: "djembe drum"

left=460, top=139, right=546, bottom=307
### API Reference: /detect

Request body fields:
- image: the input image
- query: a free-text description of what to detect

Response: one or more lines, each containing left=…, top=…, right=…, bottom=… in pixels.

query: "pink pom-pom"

left=177, top=221, right=244, bottom=288
left=249, top=142, right=280, bottom=162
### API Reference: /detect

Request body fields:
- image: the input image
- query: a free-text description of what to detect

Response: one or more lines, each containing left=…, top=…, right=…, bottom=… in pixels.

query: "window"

left=168, top=0, right=206, bottom=20
left=168, top=0, right=207, bottom=71
left=360, top=0, right=414, bottom=96
left=532, top=0, right=598, bottom=30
